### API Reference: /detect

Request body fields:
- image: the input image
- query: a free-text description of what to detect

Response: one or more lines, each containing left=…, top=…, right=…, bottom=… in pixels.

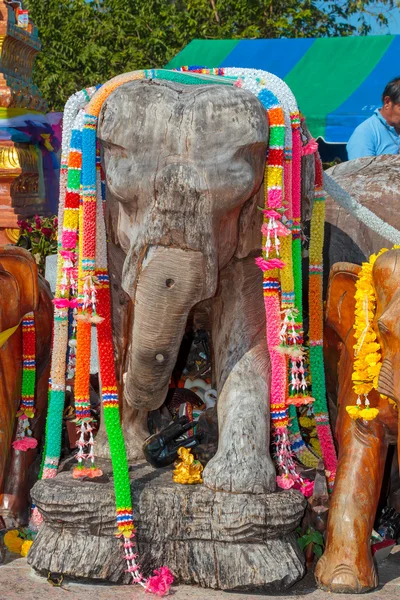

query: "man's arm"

left=346, top=120, right=377, bottom=160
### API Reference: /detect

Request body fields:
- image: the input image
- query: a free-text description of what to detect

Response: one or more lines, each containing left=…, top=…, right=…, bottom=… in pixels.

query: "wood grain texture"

left=205, top=253, right=275, bottom=494
left=29, top=461, right=306, bottom=591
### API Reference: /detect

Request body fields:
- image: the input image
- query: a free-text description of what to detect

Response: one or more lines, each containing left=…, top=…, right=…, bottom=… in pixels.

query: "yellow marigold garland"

left=347, top=247, right=399, bottom=421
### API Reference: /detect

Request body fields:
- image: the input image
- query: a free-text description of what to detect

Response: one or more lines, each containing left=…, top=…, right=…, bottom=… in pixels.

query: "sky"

left=350, top=5, right=400, bottom=34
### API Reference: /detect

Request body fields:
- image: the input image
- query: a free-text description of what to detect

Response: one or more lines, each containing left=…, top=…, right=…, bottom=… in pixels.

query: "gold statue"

left=173, top=447, right=203, bottom=485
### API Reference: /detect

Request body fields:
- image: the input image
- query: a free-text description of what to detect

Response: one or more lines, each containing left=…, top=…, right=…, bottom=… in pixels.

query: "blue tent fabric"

left=166, top=35, right=400, bottom=143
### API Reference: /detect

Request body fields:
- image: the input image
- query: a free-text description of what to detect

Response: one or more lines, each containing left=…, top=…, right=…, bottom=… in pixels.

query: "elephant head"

left=374, top=249, right=400, bottom=407
left=324, top=250, right=400, bottom=450
left=97, top=79, right=268, bottom=412
left=0, top=246, right=39, bottom=334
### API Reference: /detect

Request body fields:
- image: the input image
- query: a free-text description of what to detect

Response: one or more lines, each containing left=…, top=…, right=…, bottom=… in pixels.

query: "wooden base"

left=29, top=460, right=306, bottom=591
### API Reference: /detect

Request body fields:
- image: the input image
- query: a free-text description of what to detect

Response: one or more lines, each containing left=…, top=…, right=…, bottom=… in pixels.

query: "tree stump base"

left=29, top=460, right=306, bottom=591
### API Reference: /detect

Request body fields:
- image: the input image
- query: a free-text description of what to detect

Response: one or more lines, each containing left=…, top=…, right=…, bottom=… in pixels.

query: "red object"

left=371, top=539, right=396, bottom=563
left=371, top=539, right=396, bottom=554
left=16, top=9, right=29, bottom=29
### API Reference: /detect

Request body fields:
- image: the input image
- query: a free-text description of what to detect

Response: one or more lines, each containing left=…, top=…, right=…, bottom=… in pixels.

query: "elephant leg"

left=0, top=333, right=22, bottom=516
left=0, top=364, right=50, bottom=526
left=315, top=417, right=387, bottom=593
left=203, top=256, right=275, bottom=494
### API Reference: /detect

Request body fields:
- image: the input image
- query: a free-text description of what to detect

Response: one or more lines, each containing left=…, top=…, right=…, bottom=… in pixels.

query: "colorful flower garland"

left=177, top=66, right=321, bottom=492
left=12, top=312, right=38, bottom=452
left=308, top=154, right=337, bottom=486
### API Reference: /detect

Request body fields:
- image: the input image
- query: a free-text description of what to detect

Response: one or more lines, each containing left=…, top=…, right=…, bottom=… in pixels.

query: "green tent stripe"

left=166, top=39, right=239, bottom=69
left=284, top=35, right=394, bottom=139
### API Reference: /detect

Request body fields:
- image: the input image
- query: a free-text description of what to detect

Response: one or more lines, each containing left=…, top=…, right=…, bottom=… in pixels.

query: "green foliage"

left=322, top=157, right=343, bottom=170
left=25, top=0, right=400, bottom=110
left=296, top=526, right=325, bottom=558
left=17, top=215, right=58, bottom=275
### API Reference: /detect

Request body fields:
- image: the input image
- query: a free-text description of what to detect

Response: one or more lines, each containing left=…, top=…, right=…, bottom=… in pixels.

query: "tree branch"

left=209, top=0, right=220, bottom=24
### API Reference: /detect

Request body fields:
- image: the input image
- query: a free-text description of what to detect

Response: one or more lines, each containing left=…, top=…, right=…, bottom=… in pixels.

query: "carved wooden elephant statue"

left=91, top=78, right=316, bottom=495
left=0, top=246, right=52, bottom=526
left=315, top=248, right=400, bottom=593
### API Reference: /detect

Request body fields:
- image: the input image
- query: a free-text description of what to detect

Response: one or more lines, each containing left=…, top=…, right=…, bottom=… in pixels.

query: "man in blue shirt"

left=347, top=76, right=400, bottom=160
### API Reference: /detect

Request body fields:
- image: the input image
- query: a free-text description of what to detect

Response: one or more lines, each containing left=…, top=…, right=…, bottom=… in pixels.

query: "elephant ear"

left=325, top=262, right=361, bottom=345
left=235, top=184, right=264, bottom=258
left=0, top=246, right=39, bottom=317
left=0, top=268, right=21, bottom=334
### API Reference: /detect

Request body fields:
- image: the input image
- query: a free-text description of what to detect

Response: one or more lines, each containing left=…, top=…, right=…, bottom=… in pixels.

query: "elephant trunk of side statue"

left=377, top=354, right=400, bottom=474
left=123, top=245, right=207, bottom=411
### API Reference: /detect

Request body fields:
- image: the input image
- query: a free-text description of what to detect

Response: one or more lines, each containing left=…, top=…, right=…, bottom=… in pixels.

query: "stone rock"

left=29, top=460, right=306, bottom=591
left=325, top=155, right=400, bottom=258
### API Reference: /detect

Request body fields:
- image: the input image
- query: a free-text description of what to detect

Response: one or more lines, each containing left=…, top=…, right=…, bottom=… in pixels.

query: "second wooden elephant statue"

left=316, top=248, right=400, bottom=593
left=0, top=246, right=52, bottom=527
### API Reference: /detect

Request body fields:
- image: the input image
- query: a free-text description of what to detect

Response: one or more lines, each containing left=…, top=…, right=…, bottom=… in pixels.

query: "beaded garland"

left=12, top=313, right=38, bottom=452
left=308, top=154, right=337, bottom=487
left=177, top=66, right=320, bottom=492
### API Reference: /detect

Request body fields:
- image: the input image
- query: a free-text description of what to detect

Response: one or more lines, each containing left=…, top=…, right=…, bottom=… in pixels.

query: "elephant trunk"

left=123, top=246, right=206, bottom=411
left=377, top=357, right=400, bottom=473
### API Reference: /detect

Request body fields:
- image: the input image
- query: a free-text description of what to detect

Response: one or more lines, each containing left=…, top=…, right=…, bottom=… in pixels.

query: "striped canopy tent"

left=166, top=35, right=400, bottom=143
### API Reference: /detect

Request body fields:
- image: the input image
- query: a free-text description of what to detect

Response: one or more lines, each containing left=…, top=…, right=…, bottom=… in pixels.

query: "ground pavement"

left=0, top=547, right=399, bottom=600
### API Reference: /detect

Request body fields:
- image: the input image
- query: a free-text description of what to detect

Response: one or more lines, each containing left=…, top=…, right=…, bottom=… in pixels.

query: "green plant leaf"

left=313, top=543, right=323, bottom=558
left=297, top=536, right=310, bottom=551
left=310, top=530, right=324, bottom=546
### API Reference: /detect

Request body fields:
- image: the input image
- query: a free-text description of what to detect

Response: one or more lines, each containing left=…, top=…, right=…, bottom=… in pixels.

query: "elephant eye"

left=378, top=320, right=390, bottom=335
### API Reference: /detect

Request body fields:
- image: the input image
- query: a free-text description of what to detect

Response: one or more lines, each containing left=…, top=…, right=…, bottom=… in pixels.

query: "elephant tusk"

left=323, top=172, right=400, bottom=245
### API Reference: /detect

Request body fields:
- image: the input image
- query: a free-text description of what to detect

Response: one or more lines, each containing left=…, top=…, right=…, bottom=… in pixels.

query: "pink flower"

left=146, top=567, right=174, bottom=596
left=60, top=250, right=76, bottom=260
left=298, top=481, right=314, bottom=498
left=276, top=475, right=295, bottom=490
left=261, top=222, right=291, bottom=238
left=268, top=188, right=282, bottom=208
left=260, top=209, right=281, bottom=219
left=275, top=427, right=287, bottom=435
left=275, top=221, right=291, bottom=237
left=302, top=138, right=318, bottom=156
left=255, top=257, right=286, bottom=272
left=53, top=298, right=70, bottom=308
left=12, top=437, right=38, bottom=451
left=34, top=215, right=42, bottom=229
left=62, top=231, right=77, bottom=247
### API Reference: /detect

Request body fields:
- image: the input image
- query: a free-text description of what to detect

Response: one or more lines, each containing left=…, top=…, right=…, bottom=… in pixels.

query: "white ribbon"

left=323, top=171, right=400, bottom=244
